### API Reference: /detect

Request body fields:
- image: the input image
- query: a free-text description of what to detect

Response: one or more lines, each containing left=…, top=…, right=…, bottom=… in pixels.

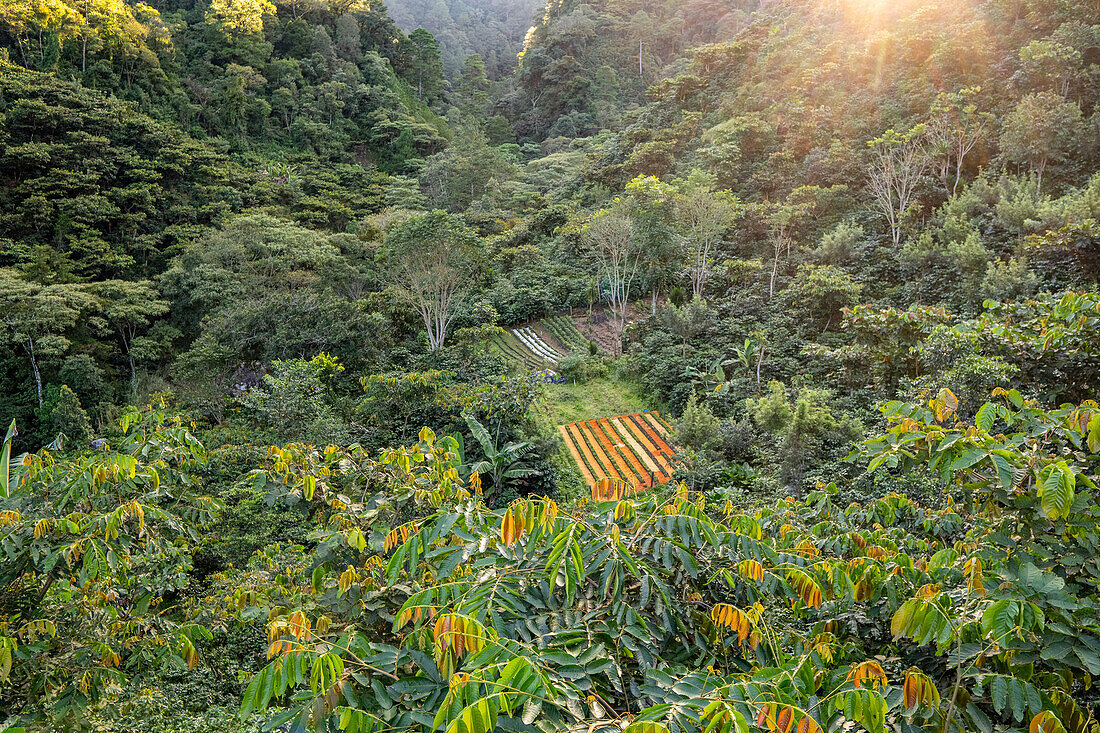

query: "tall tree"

left=1000, top=91, right=1084, bottom=191
left=584, top=201, right=642, bottom=354
left=405, top=28, right=444, bottom=103
left=205, top=0, right=276, bottom=38
left=672, top=170, right=742, bottom=298
left=92, top=280, right=170, bottom=393
left=625, top=175, right=677, bottom=313
left=0, top=0, right=82, bottom=68
left=383, top=211, right=481, bottom=351
left=866, top=126, right=929, bottom=246
left=926, top=87, right=990, bottom=195
left=0, top=269, right=96, bottom=408
left=454, top=53, right=490, bottom=118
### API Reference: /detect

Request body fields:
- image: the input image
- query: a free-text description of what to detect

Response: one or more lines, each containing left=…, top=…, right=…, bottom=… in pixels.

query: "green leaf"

left=990, top=453, right=1014, bottom=490
left=981, top=600, right=1018, bottom=640
left=1007, top=678, right=1025, bottom=722
left=975, top=403, right=996, bottom=432
left=1039, top=463, right=1074, bottom=520
left=1088, top=414, right=1100, bottom=454
left=1, top=419, right=14, bottom=500
left=949, top=449, right=986, bottom=471
left=990, top=675, right=1007, bottom=714
left=835, top=689, right=885, bottom=733
left=1074, top=646, right=1100, bottom=674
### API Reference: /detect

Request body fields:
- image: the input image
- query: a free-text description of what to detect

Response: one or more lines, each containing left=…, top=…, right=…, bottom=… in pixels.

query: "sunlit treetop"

left=205, top=0, right=276, bottom=37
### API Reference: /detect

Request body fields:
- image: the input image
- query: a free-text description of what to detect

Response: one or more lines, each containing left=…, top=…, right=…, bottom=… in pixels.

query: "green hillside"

left=1, top=1, right=1099, bottom=732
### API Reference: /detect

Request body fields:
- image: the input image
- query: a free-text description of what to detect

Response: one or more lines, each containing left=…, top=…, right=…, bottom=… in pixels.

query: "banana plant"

left=462, top=413, right=540, bottom=501
left=1, top=419, right=15, bottom=499
left=684, top=355, right=735, bottom=394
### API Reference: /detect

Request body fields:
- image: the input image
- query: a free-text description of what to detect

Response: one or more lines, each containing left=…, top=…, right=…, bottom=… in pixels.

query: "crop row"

left=541, top=316, right=590, bottom=352
left=558, top=413, right=677, bottom=494
left=491, top=327, right=568, bottom=373
left=512, top=327, right=563, bottom=363
left=490, top=331, right=549, bottom=371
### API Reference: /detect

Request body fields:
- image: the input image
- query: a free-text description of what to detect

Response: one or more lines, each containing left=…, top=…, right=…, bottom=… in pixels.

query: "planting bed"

left=489, top=327, right=564, bottom=372
left=541, top=315, right=590, bottom=352
left=558, top=412, right=678, bottom=493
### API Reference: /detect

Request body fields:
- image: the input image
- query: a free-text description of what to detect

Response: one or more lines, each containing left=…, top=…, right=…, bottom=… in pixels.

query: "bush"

left=237, top=354, right=350, bottom=445
left=557, top=351, right=608, bottom=383
left=37, top=384, right=94, bottom=446
left=676, top=393, right=721, bottom=455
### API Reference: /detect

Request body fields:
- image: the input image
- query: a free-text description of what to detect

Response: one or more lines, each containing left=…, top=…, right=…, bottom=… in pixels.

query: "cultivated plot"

left=490, top=326, right=566, bottom=372
left=558, top=412, right=678, bottom=493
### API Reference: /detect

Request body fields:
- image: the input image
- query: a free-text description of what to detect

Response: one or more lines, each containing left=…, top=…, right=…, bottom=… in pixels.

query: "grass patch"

left=539, top=375, right=650, bottom=426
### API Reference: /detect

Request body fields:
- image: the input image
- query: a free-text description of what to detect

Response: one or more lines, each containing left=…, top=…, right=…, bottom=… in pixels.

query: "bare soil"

left=565, top=303, right=653, bottom=354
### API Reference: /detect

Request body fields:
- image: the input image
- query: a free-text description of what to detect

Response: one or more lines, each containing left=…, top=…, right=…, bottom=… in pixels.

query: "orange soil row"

left=597, top=418, right=649, bottom=490
left=588, top=418, right=639, bottom=486
left=567, top=422, right=609, bottom=483
left=622, top=417, right=676, bottom=481
left=644, top=412, right=672, bottom=438
left=609, top=417, right=668, bottom=481
left=558, top=424, right=596, bottom=486
left=559, top=413, right=680, bottom=493
left=572, top=421, right=623, bottom=483
left=627, top=414, right=676, bottom=466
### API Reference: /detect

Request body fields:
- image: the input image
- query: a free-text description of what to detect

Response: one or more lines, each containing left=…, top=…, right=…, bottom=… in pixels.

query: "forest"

left=0, top=0, right=1099, bottom=731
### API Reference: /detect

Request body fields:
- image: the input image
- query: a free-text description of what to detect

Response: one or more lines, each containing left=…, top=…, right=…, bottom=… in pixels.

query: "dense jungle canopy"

left=1, top=1, right=1100, bottom=732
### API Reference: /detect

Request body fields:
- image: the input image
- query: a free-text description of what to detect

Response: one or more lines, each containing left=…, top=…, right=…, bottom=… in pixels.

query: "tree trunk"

left=755, top=343, right=765, bottom=393
left=128, top=352, right=137, bottom=393
left=27, top=338, right=43, bottom=409
left=769, top=250, right=780, bottom=297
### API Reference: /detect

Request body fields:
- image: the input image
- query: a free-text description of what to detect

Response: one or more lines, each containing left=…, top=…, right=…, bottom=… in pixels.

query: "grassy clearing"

left=538, top=375, right=651, bottom=426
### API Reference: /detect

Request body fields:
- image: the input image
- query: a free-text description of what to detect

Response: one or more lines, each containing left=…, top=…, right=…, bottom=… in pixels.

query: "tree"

left=0, top=269, right=96, bottom=408
left=205, top=0, right=275, bottom=38
left=623, top=175, right=677, bottom=313
left=0, top=406, right=220, bottom=715
left=1018, top=39, right=1083, bottom=97
left=405, top=28, right=444, bottom=102
left=662, top=294, right=711, bottom=358
left=418, top=126, right=518, bottom=210
left=747, top=381, right=854, bottom=498
left=583, top=201, right=642, bottom=354
left=334, top=13, right=361, bottom=61
left=859, top=389, right=1100, bottom=733
left=1000, top=91, right=1084, bottom=191
left=866, top=126, right=929, bottom=246
left=383, top=211, right=481, bottom=351
left=926, top=87, right=990, bottom=195
left=779, top=264, right=862, bottom=333
left=454, top=53, right=490, bottom=118
left=761, top=196, right=813, bottom=297
left=37, top=383, right=93, bottom=444
left=673, top=170, right=741, bottom=297
left=92, top=280, right=169, bottom=394
left=239, top=354, right=349, bottom=445
left=0, top=0, right=82, bottom=68
left=76, top=0, right=154, bottom=74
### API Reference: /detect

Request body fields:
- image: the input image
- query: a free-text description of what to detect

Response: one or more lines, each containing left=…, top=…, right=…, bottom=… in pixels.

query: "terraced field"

left=490, top=327, right=565, bottom=371
left=557, top=412, right=678, bottom=493
left=540, top=315, right=590, bottom=352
